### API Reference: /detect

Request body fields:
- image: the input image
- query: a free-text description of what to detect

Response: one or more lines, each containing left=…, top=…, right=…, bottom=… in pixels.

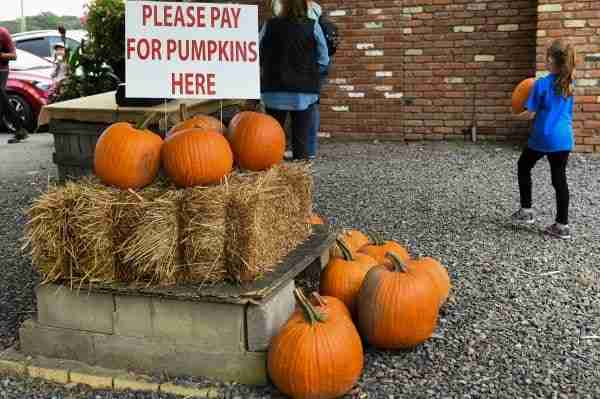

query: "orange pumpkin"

left=511, top=77, right=535, bottom=114
left=309, top=292, right=352, bottom=320
left=94, top=119, right=163, bottom=189
left=268, top=289, right=363, bottom=399
left=321, top=239, right=378, bottom=317
left=358, top=231, right=409, bottom=264
left=228, top=111, right=285, bottom=171
left=357, top=253, right=440, bottom=349
left=168, top=114, right=225, bottom=137
left=161, top=128, right=233, bottom=187
left=309, top=213, right=325, bottom=225
left=331, top=229, right=370, bottom=257
left=411, top=257, right=451, bottom=306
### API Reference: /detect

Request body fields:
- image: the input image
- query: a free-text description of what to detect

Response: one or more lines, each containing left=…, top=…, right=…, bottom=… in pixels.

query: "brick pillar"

left=536, top=1, right=600, bottom=153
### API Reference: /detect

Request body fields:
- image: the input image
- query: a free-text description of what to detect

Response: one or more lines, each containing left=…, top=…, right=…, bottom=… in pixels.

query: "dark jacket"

left=260, top=17, right=320, bottom=94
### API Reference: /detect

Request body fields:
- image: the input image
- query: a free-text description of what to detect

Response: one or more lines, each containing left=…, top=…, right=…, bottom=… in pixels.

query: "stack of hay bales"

left=24, top=162, right=313, bottom=287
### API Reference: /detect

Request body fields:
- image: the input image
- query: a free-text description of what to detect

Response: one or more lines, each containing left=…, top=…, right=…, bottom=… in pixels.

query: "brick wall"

left=318, top=0, right=539, bottom=142
left=253, top=0, right=599, bottom=152
left=537, top=1, right=600, bottom=153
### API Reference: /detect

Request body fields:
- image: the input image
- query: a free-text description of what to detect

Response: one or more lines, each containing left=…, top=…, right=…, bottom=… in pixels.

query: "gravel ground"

left=1, top=136, right=600, bottom=398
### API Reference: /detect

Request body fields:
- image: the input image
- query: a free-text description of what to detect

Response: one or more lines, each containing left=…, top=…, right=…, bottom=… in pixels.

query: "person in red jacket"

left=0, top=26, right=28, bottom=144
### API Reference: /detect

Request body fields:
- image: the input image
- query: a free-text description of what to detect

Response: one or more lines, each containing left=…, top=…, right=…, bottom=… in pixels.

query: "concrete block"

left=70, top=369, right=114, bottom=389
left=246, top=281, right=295, bottom=351
left=0, top=346, right=29, bottom=374
left=172, top=345, right=268, bottom=385
left=93, top=334, right=174, bottom=373
left=36, top=284, right=114, bottom=334
left=151, top=298, right=245, bottom=351
left=27, top=365, right=69, bottom=384
left=113, top=295, right=152, bottom=338
left=20, top=319, right=95, bottom=363
left=0, top=359, right=27, bottom=374
left=160, top=383, right=220, bottom=398
left=94, top=333, right=267, bottom=385
left=114, top=376, right=159, bottom=393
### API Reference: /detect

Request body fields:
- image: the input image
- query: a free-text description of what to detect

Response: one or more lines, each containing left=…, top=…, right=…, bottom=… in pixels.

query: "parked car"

left=2, top=49, right=54, bottom=133
left=12, top=29, right=87, bottom=62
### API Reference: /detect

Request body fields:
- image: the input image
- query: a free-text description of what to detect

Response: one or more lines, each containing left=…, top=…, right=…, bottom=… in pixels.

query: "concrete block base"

left=19, top=281, right=299, bottom=385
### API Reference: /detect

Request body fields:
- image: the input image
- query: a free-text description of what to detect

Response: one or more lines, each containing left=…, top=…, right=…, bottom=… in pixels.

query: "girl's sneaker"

left=545, top=223, right=571, bottom=240
left=511, top=208, right=535, bottom=225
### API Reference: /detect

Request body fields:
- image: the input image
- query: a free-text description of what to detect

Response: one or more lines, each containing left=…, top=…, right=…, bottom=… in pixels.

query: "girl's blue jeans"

left=266, top=102, right=318, bottom=160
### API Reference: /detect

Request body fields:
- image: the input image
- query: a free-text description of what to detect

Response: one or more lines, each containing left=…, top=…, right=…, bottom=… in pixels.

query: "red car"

left=2, top=49, right=54, bottom=132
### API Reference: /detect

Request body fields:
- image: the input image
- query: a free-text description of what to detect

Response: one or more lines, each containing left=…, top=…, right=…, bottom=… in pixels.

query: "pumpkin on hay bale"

left=168, top=104, right=226, bottom=137
left=94, top=115, right=163, bottom=190
left=228, top=111, right=286, bottom=171
left=162, top=128, right=234, bottom=188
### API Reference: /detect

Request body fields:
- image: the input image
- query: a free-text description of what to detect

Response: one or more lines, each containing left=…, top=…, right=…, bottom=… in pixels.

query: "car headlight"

left=33, top=81, right=51, bottom=91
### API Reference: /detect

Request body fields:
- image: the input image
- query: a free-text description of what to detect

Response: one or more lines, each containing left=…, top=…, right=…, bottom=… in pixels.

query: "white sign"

left=125, top=1, right=260, bottom=99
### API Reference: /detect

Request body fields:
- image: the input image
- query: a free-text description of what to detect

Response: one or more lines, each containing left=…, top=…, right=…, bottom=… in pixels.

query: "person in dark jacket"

left=253, top=0, right=329, bottom=160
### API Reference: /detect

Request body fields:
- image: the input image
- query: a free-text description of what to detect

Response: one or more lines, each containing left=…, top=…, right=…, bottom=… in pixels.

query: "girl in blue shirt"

left=512, top=40, right=576, bottom=239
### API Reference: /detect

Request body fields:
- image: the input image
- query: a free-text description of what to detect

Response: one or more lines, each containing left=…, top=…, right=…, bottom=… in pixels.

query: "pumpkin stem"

left=179, top=103, right=188, bottom=122
left=386, top=252, right=408, bottom=273
left=311, top=292, right=327, bottom=307
left=365, top=229, right=385, bottom=246
left=294, top=289, right=327, bottom=325
left=335, top=238, right=354, bottom=261
left=136, top=112, right=158, bottom=130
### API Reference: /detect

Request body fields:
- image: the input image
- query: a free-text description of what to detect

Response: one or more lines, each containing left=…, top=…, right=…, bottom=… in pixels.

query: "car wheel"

left=1, top=94, right=34, bottom=133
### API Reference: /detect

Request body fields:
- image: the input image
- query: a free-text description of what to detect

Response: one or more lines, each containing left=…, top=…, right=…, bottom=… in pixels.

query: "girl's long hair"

left=548, top=40, right=576, bottom=98
left=281, top=0, right=308, bottom=22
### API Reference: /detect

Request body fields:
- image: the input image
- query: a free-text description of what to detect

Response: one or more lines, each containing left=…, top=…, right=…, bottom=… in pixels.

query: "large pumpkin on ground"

left=228, top=111, right=285, bottom=171
left=294, top=292, right=352, bottom=320
left=358, top=231, right=409, bottom=264
left=94, top=120, right=163, bottom=189
left=511, top=78, right=535, bottom=114
left=357, top=253, right=440, bottom=349
left=309, top=213, right=325, bottom=225
left=161, top=128, right=233, bottom=187
left=321, top=239, right=378, bottom=317
left=411, top=257, right=451, bottom=306
left=168, top=114, right=226, bottom=137
left=330, top=229, right=370, bottom=257
left=268, top=289, right=363, bottom=399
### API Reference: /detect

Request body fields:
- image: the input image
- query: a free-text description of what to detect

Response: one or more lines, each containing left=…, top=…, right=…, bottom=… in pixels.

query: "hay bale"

left=24, top=177, right=119, bottom=285
left=224, top=163, right=313, bottom=282
left=23, top=185, right=72, bottom=283
left=181, top=184, right=229, bottom=285
left=25, top=161, right=313, bottom=287
left=115, top=183, right=183, bottom=286
left=66, top=178, right=118, bottom=283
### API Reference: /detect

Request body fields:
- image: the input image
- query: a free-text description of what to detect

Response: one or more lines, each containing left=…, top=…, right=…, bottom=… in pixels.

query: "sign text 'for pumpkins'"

left=125, top=1, right=259, bottom=99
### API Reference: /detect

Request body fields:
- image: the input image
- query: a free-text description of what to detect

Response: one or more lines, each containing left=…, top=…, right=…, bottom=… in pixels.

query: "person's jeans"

left=0, top=70, right=24, bottom=135
left=518, top=147, right=570, bottom=225
left=266, top=102, right=318, bottom=160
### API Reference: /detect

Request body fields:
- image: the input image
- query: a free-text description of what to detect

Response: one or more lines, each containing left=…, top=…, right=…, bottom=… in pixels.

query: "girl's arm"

left=515, top=110, right=536, bottom=120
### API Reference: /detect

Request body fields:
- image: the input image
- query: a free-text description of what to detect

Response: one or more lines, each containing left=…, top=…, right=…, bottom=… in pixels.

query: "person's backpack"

left=318, top=15, right=339, bottom=57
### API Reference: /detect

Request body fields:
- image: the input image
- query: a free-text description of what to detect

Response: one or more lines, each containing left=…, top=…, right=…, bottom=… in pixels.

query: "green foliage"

left=85, top=0, right=126, bottom=78
left=54, top=41, right=119, bottom=102
left=0, top=12, right=82, bottom=33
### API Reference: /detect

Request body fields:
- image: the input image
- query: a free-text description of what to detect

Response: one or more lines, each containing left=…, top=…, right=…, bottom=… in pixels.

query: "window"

left=15, top=37, right=51, bottom=59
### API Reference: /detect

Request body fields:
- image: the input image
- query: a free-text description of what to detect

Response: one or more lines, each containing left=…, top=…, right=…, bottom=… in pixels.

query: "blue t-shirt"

left=525, top=74, right=574, bottom=152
